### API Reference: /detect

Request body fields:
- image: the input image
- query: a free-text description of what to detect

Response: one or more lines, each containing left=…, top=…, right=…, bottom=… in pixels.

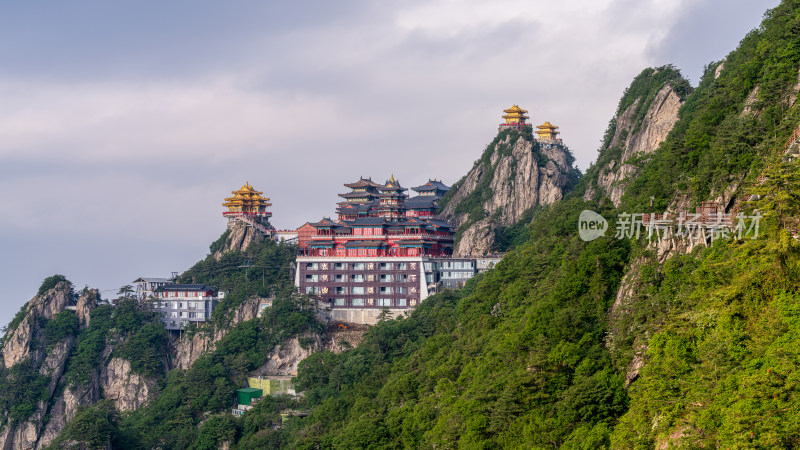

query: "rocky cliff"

left=0, top=284, right=158, bottom=450
left=170, top=295, right=263, bottom=369
left=213, top=220, right=266, bottom=259
left=583, top=66, right=690, bottom=206
left=441, top=129, right=580, bottom=255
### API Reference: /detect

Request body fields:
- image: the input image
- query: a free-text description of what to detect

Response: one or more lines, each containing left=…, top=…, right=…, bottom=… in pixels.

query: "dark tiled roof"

left=309, top=240, right=335, bottom=246
left=426, top=219, right=455, bottom=229
left=404, top=196, right=437, bottom=208
left=158, top=284, right=215, bottom=292
left=347, top=217, right=387, bottom=226
left=344, top=177, right=382, bottom=188
left=310, top=218, right=341, bottom=227
left=396, top=239, right=433, bottom=245
left=411, top=180, right=450, bottom=192
left=345, top=240, right=388, bottom=247
left=338, top=191, right=378, bottom=199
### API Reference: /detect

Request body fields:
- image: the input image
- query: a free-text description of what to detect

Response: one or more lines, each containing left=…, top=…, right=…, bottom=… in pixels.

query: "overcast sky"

left=0, top=0, right=779, bottom=328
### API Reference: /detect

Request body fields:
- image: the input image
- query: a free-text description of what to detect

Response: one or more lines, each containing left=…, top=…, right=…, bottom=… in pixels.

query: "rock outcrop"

left=0, top=285, right=159, bottom=450
left=170, top=295, right=262, bottom=370
left=100, top=357, right=157, bottom=411
left=214, top=220, right=265, bottom=259
left=588, top=84, right=683, bottom=206
left=2, top=282, right=71, bottom=369
left=442, top=132, right=579, bottom=256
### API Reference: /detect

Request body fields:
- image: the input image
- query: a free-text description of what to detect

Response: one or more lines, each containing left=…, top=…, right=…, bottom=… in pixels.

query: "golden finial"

left=390, top=174, right=395, bottom=183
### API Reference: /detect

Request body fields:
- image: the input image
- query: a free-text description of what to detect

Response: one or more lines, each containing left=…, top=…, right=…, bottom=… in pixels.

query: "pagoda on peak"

left=535, top=121, right=562, bottom=143
left=376, top=175, right=408, bottom=220
left=222, top=182, right=272, bottom=221
left=499, top=105, right=530, bottom=132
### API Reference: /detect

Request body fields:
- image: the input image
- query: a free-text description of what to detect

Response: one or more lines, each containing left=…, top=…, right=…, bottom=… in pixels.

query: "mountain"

left=5, top=1, right=800, bottom=448
left=0, top=278, right=165, bottom=449
left=440, top=126, right=580, bottom=255
left=270, top=2, right=800, bottom=448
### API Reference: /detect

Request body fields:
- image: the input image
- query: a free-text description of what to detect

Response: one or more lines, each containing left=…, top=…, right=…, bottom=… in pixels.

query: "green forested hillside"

left=272, top=1, right=800, bottom=447
left=22, top=1, right=800, bottom=448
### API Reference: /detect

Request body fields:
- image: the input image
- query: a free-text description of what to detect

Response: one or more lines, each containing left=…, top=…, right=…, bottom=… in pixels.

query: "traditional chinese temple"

left=498, top=106, right=564, bottom=147
left=295, top=175, right=458, bottom=324
left=300, top=176, right=454, bottom=257
left=222, top=182, right=275, bottom=236
left=535, top=121, right=560, bottom=141
left=498, top=105, right=529, bottom=132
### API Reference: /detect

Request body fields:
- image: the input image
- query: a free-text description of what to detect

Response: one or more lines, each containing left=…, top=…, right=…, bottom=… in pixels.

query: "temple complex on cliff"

left=295, top=175, right=470, bottom=324
left=222, top=182, right=276, bottom=237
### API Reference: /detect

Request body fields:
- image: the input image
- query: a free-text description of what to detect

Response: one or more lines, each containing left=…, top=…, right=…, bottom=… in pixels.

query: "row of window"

left=423, top=261, right=475, bottom=270
left=157, top=291, right=210, bottom=298
left=162, top=311, right=207, bottom=319
left=438, top=261, right=476, bottom=270
left=440, top=271, right=475, bottom=279
left=332, top=298, right=410, bottom=307
left=305, top=274, right=414, bottom=283
left=152, top=301, right=209, bottom=310
left=305, top=262, right=413, bottom=271
left=306, top=286, right=409, bottom=295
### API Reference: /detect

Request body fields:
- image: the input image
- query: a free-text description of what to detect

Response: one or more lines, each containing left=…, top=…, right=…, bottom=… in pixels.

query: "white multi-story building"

left=148, top=284, right=225, bottom=331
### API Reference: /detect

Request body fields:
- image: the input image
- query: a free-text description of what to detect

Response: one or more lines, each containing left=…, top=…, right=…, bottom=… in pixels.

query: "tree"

left=749, top=152, right=800, bottom=231
left=117, top=284, right=136, bottom=301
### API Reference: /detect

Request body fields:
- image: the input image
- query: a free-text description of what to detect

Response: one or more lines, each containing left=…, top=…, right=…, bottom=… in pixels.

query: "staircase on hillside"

left=233, top=214, right=275, bottom=238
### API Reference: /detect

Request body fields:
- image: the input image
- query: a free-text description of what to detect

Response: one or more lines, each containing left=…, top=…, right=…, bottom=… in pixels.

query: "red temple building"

left=295, top=175, right=463, bottom=324
left=298, top=176, right=454, bottom=257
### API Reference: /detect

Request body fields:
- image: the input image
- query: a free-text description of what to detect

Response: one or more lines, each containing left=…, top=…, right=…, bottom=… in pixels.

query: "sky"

left=0, top=0, right=780, bottom=328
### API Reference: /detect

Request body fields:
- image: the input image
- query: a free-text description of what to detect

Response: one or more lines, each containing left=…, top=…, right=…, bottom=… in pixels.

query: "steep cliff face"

left=441, top=130, right=580, bottom=255
left=0, top=285, right=159, bottom=450
left=100, top=357, right=157, bottom=411
left=0, top=283, right=80, bottom=450
left=584, top=67, right=689, bottom=206
left=2, top=282, right=71, bottom=369
left=170, top=295, right=262, bottom=369
left=213, top=220, right=265, bottom=259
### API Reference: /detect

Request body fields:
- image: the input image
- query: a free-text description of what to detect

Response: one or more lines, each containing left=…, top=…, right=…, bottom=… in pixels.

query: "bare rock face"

left=741, top=85, right=761, bottom=116
left=74, top=290, right=97, bottom=329
left=2, top=282, right=71, bottom=369
left=454, top=218, right=494, bottom=256
left=0, top=337, right=77, bottom=450
left=326, top=325, right=367, bottom=353
left=171, top=296, right=262, bottom=370
left=214, top=221, right=264, bottom=259
left=100, top=357, right=157, bottom=411
left=590, top=85, right=683, bottom=206
left=255, top=336, right=321, bottom=377
left=443, top=134, right=578, bottom=256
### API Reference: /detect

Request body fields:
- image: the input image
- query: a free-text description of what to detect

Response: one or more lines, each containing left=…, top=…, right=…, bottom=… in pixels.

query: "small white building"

left=149, top=284, right=225, bottom=331
left=132, top=277, right=170, bottom=302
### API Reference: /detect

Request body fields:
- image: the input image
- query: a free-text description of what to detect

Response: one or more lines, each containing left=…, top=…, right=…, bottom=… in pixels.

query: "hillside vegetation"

left=275, top=2, right=800, bottom=447
left=8, top=2, right=800, bottom=448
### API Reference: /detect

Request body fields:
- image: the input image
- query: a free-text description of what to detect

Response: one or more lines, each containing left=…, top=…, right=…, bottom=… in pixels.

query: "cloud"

left=0, top=0, right=779, bottom=327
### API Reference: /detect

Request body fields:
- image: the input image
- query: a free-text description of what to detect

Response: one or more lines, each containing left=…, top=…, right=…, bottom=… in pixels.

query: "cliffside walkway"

left=233, top=214, right=275, bottom=237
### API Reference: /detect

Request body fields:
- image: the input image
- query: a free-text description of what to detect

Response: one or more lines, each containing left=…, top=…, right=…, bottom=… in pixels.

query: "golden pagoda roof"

left=502, top=105, right=529, bottom=121
left=222, top=182, right=272, bottom=209
left=503, top=105, right=528, bottom=114
left=536, top=121, right=558, bottom=130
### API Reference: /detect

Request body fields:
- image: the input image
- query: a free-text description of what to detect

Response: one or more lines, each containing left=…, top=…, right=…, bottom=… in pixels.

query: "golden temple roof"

left=535, top=121, right=560, bottom=139
left=223, top=182, right=272, bottom=212
left=503, top=105, right=528, bottom=114
left=502, top=105, right=529, bottom=123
